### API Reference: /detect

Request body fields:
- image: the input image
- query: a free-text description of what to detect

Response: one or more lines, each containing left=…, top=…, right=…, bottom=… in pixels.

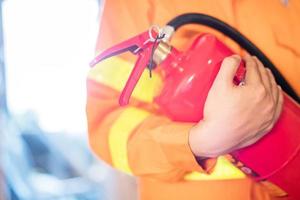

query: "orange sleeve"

left=127, top=115, right=203, bottom=181
left=87, top=0, right=258, bottom=182
left=86, top=78, right=204, bottom=181
left=89, top=0, right=211, bottom=177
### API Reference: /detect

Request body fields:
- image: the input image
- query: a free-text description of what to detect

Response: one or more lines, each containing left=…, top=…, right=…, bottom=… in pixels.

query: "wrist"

left=189, top=120, right=229, bottom=157
left=189, top=120, right=214, bottom=157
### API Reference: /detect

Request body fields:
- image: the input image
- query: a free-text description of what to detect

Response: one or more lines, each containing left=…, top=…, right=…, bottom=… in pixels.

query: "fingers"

left=265, top=87, right=284, bottom=131
left=236, top=88, right=284, bottom=150
left=253, top=57, right=272, bottom=92
left=253, top=57, right=281, bottom=116
left=266, top=68, right=280, bottom=104
left=214, top=55, right=241, bottom=87
left=244, top=56, right=279, bottom=100
left=274, top=87, right=284, bottom=122
left=244, top=55, right=262, bottom=85
left=232, top=56, right=284, bottom=151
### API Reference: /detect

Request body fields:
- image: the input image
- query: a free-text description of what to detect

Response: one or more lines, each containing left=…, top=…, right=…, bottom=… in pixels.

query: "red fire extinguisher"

left=90, top=13, right=300, bottom=200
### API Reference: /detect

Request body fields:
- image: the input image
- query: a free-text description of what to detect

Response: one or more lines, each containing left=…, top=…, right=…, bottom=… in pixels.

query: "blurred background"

left=0, top=0, right=137, bottom=199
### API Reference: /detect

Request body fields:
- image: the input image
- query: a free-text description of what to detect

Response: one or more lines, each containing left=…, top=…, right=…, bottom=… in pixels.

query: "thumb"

left=214, top=55, right=241, bottom=88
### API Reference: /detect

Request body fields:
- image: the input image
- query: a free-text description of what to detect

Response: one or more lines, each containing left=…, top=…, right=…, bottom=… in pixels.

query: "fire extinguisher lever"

left=90, top=26, right=172, bottom=106
left=89, top=31, right=152, bottom=67
left=119, top=50, right=152, bottom=105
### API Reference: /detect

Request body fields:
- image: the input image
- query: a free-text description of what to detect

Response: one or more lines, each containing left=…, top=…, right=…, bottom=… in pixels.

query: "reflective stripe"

left=109, top=107, right=150, bottom=175
left=88, top=57, right=162, bottom=103
left=184, top=156, right=246, bottom=181
left=89, top=56, right=245, bottom=180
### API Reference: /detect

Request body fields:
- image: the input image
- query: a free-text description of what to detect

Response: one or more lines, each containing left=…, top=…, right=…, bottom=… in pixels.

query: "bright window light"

left=3, top=0, right=99, bottom=134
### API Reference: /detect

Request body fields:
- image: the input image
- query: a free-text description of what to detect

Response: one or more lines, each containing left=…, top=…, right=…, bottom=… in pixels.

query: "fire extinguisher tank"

left=155, top=34, right=245, bottom=122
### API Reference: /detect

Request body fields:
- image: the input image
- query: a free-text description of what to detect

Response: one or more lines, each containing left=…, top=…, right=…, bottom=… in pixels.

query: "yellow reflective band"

left=88, top=57, right=162, bottom=103
left=89, top=57, right=245, bottom=180
left=184, top=156, right=246, bottom=181
left=109, top=107, right=150, bottom=175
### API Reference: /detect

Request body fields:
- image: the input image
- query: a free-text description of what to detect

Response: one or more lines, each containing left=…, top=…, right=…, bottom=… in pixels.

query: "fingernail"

left=278, top=85, right=282, bottom=90
left=231, top=54, right=241, bottom=61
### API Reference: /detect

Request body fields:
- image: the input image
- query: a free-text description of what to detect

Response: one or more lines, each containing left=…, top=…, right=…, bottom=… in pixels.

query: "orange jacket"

left=86, top=0, right=300, bottom=199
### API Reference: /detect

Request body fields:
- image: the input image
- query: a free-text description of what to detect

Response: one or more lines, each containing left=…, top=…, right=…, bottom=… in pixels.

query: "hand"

left=189, top=55, right=283, bottom=157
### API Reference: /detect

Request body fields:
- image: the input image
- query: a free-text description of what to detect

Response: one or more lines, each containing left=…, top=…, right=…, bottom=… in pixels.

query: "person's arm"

left=87, top=55, right=282, bottom=181
left=86, top=57, right=203, bottom=181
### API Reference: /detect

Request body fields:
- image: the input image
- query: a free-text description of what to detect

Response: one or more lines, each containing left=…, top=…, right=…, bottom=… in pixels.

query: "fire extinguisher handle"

left=89, top=31, right=153, bottom=67
left=119, top=50, right=152, bottom=106
left=89, top=30, right=160, bottom=106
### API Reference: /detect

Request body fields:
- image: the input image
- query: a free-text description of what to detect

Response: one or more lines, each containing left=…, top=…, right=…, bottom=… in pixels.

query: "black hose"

left=167, top=13, right=300, bottom=103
